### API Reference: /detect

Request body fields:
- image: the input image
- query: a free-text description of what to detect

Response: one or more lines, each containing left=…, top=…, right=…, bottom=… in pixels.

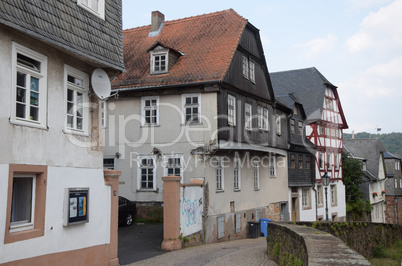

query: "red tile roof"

left=113, top=9, right=247, bottom=90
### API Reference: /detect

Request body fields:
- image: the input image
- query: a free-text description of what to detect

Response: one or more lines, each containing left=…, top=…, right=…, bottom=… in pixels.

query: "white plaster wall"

left=316, top=181, right=346, bottom=220
left=299, top=188, right=317, bottom=221
left=206, top=155, right=288, bottom=216
left=104, top=93, right=218, bottom=202
left=0, top=166, right=110, bottom=264
left=0, top=26, right=102, bottom=169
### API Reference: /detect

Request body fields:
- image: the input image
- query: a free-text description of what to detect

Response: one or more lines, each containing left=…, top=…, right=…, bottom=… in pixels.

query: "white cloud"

left=295, top=34, right=338, bottom=58
left=346, top=0, right=402, bottom=54
left=366, top=57, right=402, bottom=78
left=345, top=32, right=373, bottom=54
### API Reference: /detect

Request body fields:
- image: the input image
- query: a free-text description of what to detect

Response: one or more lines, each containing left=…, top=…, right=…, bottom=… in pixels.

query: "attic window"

left=150, top=50, right=168, bottom=74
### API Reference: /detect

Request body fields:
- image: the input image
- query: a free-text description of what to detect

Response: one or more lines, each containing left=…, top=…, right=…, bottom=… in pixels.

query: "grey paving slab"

left=124, top=236, right=276, bottom=266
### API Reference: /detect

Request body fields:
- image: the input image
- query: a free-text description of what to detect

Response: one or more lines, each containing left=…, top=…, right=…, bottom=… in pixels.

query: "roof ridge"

left=167, top=9, right=246, bottom=25
left=123, top=9, right=246, bottom=32
left=271, top=67, right=317, bottom=74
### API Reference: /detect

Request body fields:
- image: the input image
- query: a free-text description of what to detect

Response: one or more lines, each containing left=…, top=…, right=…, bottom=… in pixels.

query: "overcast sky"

left=122, top=0, right=402, bottom=134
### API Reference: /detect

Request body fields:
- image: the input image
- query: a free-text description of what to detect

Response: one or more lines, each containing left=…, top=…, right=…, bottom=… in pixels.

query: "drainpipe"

left=313, top=184, right=318, bottom=221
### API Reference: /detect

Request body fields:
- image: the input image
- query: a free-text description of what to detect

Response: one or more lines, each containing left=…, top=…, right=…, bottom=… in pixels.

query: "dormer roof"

left=113, top=9, right=248, bottom=90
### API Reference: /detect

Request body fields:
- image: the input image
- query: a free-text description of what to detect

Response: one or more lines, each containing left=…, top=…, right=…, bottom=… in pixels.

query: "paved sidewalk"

left=125, top=237, right=277, bottom=266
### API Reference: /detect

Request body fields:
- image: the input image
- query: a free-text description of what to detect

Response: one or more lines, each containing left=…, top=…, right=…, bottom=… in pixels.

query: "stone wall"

left=266, top=223, right=308, bottom=265
left=297, top=221, right=402, bottom=259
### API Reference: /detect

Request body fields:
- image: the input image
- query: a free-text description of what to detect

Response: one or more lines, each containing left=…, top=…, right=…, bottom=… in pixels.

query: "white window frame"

left=11, top=42, right=48, bottom=129
left=163, top=155, right=183, bottom=178
left=253, top=160, right=260, bottom=190
left=242, top=55, right=249, bottom=79
left=302, top=189, right=309, bottom=208
left=141, top=96, right=159, bottom=126
left=216, top=157, right=224, bottom=192
left=10, top=175, right=36, bottom=233
left=101, top=100, right=107, bottom=128
left=234, top=156, right=241, bottom=191
left=77, top=0, right=105, bottom=20
left=258, top=106, right=268, bottom=131
left=137, top=155, right=157, bottom=191
left=276, top=114, right=282, bottom=135
left=331, top=185, right=337, bottom=205
left=228, top=94, right=236, bottom=126
left=335, top=154, right=339, bottom=170
left=317, top=185, right=323, bottom=206
left=269, top=155, right=276, bottom=177
left=249, top=61, right=255, bottom=83
left=328, top=153, right=332, bottom=170
left=150, top=49, right=169, bottom=74
left=245, top=103, right=252, bottom=131
left=64, top=65, right=90, bottom=135
left=400, top=178, right=402, bottom=188
left=395, top=178, right=398, bottom=188
left=182, top=93, right=201, bottom=124
left=319, top=153, right=325, bottom=170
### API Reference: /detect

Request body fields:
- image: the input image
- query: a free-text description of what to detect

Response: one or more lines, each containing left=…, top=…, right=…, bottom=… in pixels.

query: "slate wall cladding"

left=0, top=0, right=124, bottom=71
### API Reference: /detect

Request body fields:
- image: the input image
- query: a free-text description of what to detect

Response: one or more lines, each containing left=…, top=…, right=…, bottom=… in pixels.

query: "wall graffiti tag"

left=180, top=186, right=203, bottom=236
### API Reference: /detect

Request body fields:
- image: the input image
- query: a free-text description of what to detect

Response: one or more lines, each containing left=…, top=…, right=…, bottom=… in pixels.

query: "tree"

left=342, top=152, right=370, bottom=220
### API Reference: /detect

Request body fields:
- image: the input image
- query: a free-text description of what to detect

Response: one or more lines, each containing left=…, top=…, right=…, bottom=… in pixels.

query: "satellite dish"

left=91, top=68, right=111, bottom=100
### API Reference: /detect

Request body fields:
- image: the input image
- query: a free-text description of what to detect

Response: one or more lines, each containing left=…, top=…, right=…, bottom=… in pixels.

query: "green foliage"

left=274, top=242, right=280, bottom=256
left=342, top=153, right=365, bottom=203
left=183, top=236, right=190, bottom=243
left=344, top=132, right=402, bottom=157
left=373, top=244, right=386, bottom=258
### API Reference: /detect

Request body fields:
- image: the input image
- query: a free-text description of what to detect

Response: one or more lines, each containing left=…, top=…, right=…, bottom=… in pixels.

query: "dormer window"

left=151, top=51, right=167, bottom=74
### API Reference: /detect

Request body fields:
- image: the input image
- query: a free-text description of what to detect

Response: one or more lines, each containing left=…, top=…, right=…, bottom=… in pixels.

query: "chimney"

left=151, top=11, right=164, bottom=32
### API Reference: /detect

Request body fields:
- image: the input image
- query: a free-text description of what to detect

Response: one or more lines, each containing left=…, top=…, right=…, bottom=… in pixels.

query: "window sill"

left=10, top=119, right=47, bottom=130
left=216, top=189, right=224, bottom=193
left=181, top=122, right=203, bottom=126
left=137, top=189, right=158, bottom=192
left=141, top=124, right=160, bottom=128
left=269, top=176, right=276, bottom=179
left=234, top=188, right=241, bottom=192
left=302, top=206, right=312, bottom=210
left=63, top=129, right=90, bottom=137
left=254, top=188, right=260, bottom=191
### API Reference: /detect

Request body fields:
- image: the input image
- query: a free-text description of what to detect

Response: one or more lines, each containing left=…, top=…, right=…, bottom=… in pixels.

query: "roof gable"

left=343, top=138, right=386, bottom=178
left=113, top=9, right=247, bottom=90
left=270, top=67, right=348, bottom=128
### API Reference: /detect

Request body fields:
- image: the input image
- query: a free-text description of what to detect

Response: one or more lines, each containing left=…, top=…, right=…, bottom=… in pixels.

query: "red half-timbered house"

left=271, top=67, right=348, bottom=221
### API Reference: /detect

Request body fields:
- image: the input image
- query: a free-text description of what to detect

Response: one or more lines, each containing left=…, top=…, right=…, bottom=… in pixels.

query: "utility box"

left=247, top=221, right=260, bottom=238
left=259, top=218, right=272, bottom=237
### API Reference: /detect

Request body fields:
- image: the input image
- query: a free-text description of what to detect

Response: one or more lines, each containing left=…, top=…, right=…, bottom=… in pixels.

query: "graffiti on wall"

left=181, top=186, right=203, bottom=236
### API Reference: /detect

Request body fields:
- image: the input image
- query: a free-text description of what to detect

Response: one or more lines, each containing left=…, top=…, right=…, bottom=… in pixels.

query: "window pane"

left=11, top=177, right=33, bottom=225
left=30, top=92, right=39, bottom=106
left=30, top=77, right=39, bottom=92
left=17, top=72, right=26, bottom=87
left=186, top=97, right=191, bottom=104
left=17, top=87, right=26, bottom=103
left=77, top=118, right=83, bottom=130
left=16, top=103, right=25, bottom=118
left=67, top=115, right=73, bottom=128
left=30, top=106, right=39, bottom=121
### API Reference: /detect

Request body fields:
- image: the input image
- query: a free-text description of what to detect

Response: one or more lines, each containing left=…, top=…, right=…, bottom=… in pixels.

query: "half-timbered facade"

left=104, top=10, right=290, bottom=243
left=271, top=67, right=348, bottom=221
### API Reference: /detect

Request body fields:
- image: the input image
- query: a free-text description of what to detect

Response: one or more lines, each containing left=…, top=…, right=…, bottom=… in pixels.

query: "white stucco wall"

left=0, top=166, right=110, bottom=264
left=104, top=92, right=218, bottom=202
left=0, top=25, right=109, bottom=263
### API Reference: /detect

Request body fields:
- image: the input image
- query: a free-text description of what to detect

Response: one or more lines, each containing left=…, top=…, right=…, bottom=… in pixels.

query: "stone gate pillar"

left=161, top=176, right=182, bottom=251
left=104, top=169, right=121, bottom=266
